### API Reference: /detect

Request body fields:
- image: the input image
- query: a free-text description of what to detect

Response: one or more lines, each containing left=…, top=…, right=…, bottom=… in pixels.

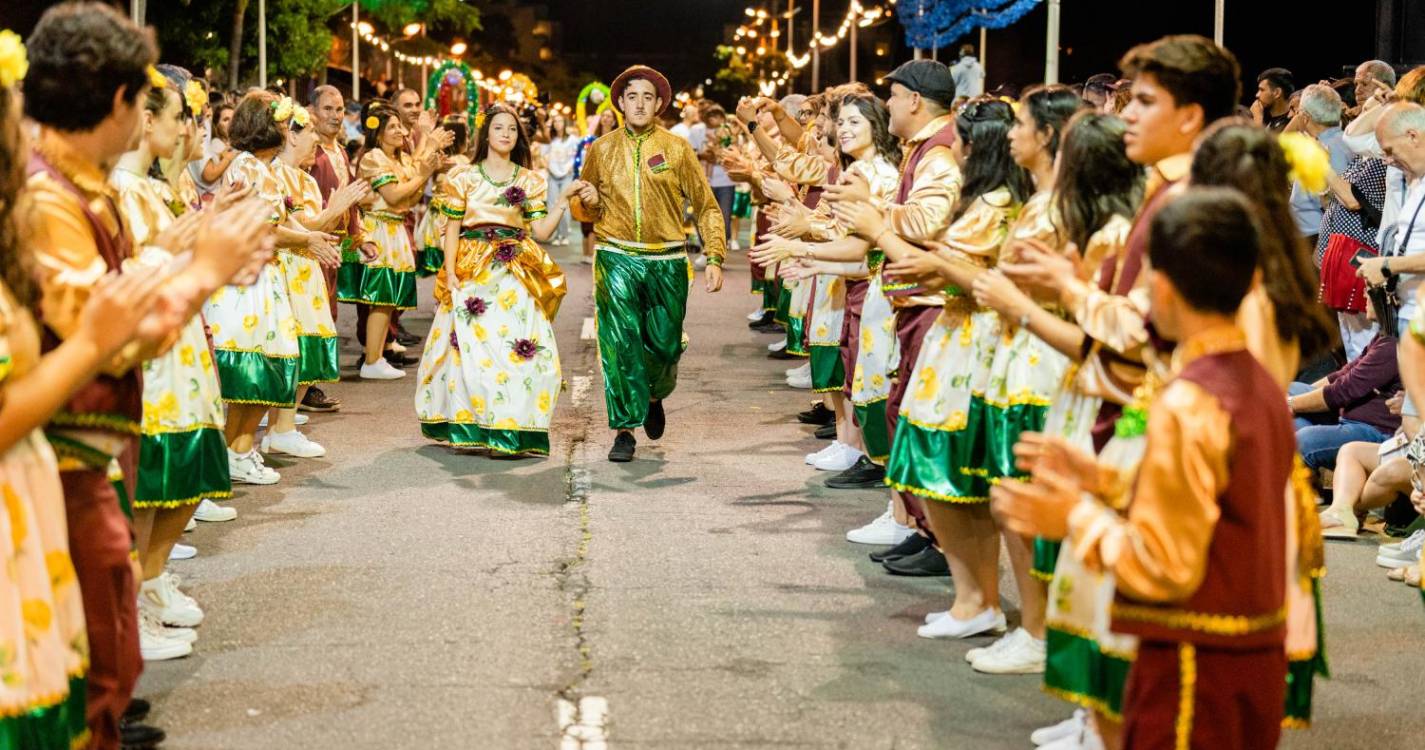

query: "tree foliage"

left=708, top=44, right=791, bottom=105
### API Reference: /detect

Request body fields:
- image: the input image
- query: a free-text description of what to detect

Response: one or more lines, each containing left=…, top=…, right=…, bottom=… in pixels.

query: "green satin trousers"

left=594, top=248, right=690, bottom=430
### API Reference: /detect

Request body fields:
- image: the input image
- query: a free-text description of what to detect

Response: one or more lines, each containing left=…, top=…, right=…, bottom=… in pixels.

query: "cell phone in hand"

left=1349, top=248, right=1375, bottom=268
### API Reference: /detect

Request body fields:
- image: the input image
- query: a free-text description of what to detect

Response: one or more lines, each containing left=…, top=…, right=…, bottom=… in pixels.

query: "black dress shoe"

left=768, top=348, right=798, bottom=360
left=747, top=311, right=774, bottom=329
left=825, top=456, right=887, bottom=489
left=298, top=386, right=341, bottom=413
left=798, top=402, right=835, bottom=426
left=123, top=698, right=151, bottom=724
left=394, top=328, right=421, bottom=347
left=121, top=722, right=166, bottom=749
left=608, top=432, right=636, bottom=462
left=751, top=321, right=786, bottom=335
left=384, top=349, right=417, bottom=367
left=869, top=532, right=929, bottom=563
left=645, top=400, right=666, bottom=440
left=814, top=423, right=837, bottom=440
left=882, top=546, right=951, bottom=577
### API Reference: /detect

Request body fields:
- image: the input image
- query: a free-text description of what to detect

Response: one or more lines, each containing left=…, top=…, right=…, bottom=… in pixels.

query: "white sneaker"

left=730, top=239, right=742, bottom=251
left=1378, top=528, right=1425, bottom=568
left=249, top=451, right=280, bottom=482
left=785, top=362, right=811, bottom=379
left=768, top=339, right=787, bottom=352
left=971, top=629, right=1046, bottom=674
left=228, top=449, right=279, bottom=485
left=262, top=429, right=327, bottom=458
left=747, top=308, right=766, bottom=321
left=193, top=498, right=237, bottom=523
left=168, top=543, right=196, bottom=561
left=1031, top=710, right=1086, bottom=746
left=387, top=340, right=407, bottom=355
left=813, top=442, right=862, bottom=471
left=360, top=359, right=406, bottom=380
left=916, top=608, right=1007, bottom=639
left=806, top=441, right=842, bottom=465
left=258, top=413, right=309, bottom=429
left=141, top=573, right=204, bottom=627
left=845, top=503, right=914, bottom=545
left=139, top=608, right=193, bottom=661
left=786, top=370, right=812, bottom=390
left=184, top=517, right=197, bottom=532
left=965, top=626, right=1021, bottom=663
left=693, top=254, right=709, bottom=271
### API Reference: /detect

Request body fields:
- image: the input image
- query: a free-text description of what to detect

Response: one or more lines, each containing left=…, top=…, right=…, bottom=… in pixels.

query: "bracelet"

left=707, top=256, right=724, bottom=268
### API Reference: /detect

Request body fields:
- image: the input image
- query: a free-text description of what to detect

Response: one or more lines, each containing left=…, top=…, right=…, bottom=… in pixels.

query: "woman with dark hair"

left=351, top=101, right=447, bottom=379
left=204, top=91, right=341, bottom=484
left=109, top=67, right=228, bottom=661
left=416, top=114, right=474, bottom=276
left=414, top=104, right=577, bottom=457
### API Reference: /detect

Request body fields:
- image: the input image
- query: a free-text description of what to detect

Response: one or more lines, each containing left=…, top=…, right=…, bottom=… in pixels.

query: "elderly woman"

left=1288, top=84, right=1354, bottom=246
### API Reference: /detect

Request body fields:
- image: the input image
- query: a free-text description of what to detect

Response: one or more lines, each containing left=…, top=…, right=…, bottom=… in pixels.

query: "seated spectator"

left=1287, top=84, right=1353, bottom=247
left=1318, top=430, right=1414, bottom=537
left=1288, top=321, right=1401, bottom=471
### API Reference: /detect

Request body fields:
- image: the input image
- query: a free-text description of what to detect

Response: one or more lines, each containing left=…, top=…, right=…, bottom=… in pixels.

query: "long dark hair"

left=361, top=101, right=404, bottom=153
left=1190, top=119, right=1334, bottom=357
left=0, top=85, right=35, bottom=308
left=474, top=104, right=533, bottom=169
left=1019, top=84, right=1084, bottom=159
left=835, top=94, right=902, bottom=169
left=953, top=97, right=1033, bottom=218
left=1054, top=112, right=1143, bottom=252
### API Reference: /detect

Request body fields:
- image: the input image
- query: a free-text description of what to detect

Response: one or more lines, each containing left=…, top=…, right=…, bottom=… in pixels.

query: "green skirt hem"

left=421, top=421, right=550, bottom=456
left=135, top=428, right=232, bottom=506
left=1043, top=628, right=1130, bottom=719
left=416, top=247, right=445, bottom=277
left=978, top=396, right=1051, bottom=480
left=297, top=335, right=340, bottom=385
left=853, top=400, right=890, bottom=462
left=0, top=674, right=88, bottom=750
left=356, top=266, right=419, bottom=309
left=1033, top=538, right=1062, bottom=581
left=809, top=345, right=844, bottom=392
left=214, top=349, right=298, bottom=408
left=885, top=405, right=989, bottom=502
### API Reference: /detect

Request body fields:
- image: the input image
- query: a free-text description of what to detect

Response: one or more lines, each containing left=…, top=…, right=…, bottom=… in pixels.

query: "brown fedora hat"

left=610, top=65, right=673, bottom=116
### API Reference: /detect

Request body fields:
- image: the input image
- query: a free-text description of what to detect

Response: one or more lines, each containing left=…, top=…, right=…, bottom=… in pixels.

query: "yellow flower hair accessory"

left=365, top=114, right=381, bottom=130
left=147, top=65, right=167, bottom=90
left=184, top=79, right=207, bottom=117
left=271, top=95, right=294, bottom=123
left=1279, top=131, right=1330, bottom=195
left=474, top=110, right=486, bottom=130
left=292, top=104, right=311, bottom=128
left=0, top=30, right=28, bottom=88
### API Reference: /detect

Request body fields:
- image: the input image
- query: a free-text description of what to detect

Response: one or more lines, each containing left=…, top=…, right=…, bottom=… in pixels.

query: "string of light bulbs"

left=731, top=2, right=896, bottom=69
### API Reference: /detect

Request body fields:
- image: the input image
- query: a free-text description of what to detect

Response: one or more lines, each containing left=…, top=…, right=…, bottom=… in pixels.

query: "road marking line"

left=557, top=696, right=609, bottom=749
left=580, top=317, right=596, bottom=340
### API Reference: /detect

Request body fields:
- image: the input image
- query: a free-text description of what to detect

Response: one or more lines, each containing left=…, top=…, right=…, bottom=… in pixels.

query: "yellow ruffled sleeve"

left=521, top=170, right=550, bottom=222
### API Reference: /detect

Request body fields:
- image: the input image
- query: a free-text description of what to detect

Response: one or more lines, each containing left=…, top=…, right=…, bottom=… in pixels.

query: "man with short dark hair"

left=1254, top=67, right=1295, bottom=131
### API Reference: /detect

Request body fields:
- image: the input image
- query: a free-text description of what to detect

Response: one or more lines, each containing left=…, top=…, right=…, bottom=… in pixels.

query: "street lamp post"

left=351, top=2, right=360, bottom=101
left=1045, top=0, right=1061, bottom=84
left=1214, top=0, right=1225, bottom=45
left=258, top=0, right=267, bottom=89
left=810, top=0, right=820, bottom=93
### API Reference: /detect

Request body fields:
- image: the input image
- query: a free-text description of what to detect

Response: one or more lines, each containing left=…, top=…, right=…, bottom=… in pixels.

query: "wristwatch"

left=747, top=119, right=759, bottom=134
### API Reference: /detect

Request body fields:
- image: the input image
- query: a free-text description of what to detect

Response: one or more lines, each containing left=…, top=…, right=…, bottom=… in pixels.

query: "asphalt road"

left=141, top=239, right=1425, bottom=749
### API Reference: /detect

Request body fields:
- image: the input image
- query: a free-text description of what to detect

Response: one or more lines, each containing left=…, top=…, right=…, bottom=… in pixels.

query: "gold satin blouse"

left=223, top=152, right=288, bottom=225
left=109, top=167, right=179, bottom=250
left=358, top=148, right=421, bottom=215
left=443, top=164, right=549, bottom=228
left=272, top=160, right=324, bottom=216
left=881, top=115, right=963, bottom=244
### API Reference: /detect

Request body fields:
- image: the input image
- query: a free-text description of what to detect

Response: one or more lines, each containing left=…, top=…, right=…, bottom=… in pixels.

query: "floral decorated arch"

left=425, top=60, right=479, bottom=119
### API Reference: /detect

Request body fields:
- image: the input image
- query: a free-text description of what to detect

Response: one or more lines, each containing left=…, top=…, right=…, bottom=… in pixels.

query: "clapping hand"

left=823, top=171, right=871, bottom=205
left=306, top=232, right=343, bottom=269
left=748, top=236, right=806, bottom=265
left=78, top=270, right=174, bottom=357
left=830, top=199, right=885, bottom=241
left=999, top=238, right=1077, bottom=294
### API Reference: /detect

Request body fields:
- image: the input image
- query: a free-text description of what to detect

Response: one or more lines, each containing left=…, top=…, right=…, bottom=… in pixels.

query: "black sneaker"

left=768, top=348, right=799, bottom=360
left=394, top=325, right=421, bottom=347
left=825, top=457, right=887, bottom=489
left=869, top=532, right=929, bottom=563
left=298, top=386, right=341, bottom=413
left=608, top=432, right=636, bottom=462
left=747, top=311, right=774, bottom=329
left=751, top=320, right=786, bottom=335
left=814, top=423, right=837, bottom=440
left=121, top=722, right=166, bottom=750
left=123, top=698, right=151, bottom=724
left=645, top=400, right=666, bottom=440
left=882, top=546, right=951, bottom=577
left=384, top=349, right=417, bottom=368
left=798, top=402, right=835, bottom=426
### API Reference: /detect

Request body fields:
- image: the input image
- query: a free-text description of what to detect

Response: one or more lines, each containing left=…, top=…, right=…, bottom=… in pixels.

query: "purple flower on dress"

left=464, top=296, right=487, bottom=317
left=282, top=195, right=296, bottom=213
left=511, top=338, right=539, bottom=360
left=449, top=330, right=459, bottom=348
left=511, top=228, right=528, bottom=242
left=493, top=242, right=520, bottom=264
left=502, top=185, right=527, bottom=207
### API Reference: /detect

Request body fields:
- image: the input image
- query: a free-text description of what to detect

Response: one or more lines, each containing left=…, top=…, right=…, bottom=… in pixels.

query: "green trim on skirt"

left=214, top=349, right=298, bottom=407
left=356, top=266, right=419, bottom=309
left=979, top=397, right=1052, bottom=481
left=297, top=335, right=340, bottom=385
left=416, top=247, right=445, bottom=278
left=809, top=345, right=844, bottom=392
left=421, top=421, right=550, bottom=456
left=1043, top=628, right=1131, bottom=720
left=785, top=314, right=809, bottom=357
left=335, top=252, right=364, bottom=302
left=773, top=284, right=791, bottom=325
left=1032, top=538, right=1061, bottom=582
left=884, top=403, right=990, bottom=502
left=135, top=427, right=232, bottom=508
left=0, top=674, right=88, bottom=750
left=761, top=277, right=782, bottom=312
left=853, top=399, right=890, bottom=463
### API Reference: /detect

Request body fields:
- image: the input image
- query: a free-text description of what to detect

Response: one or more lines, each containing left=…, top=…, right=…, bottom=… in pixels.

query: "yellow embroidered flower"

left=454, top=409, right=473, bottom=422
left=179, top=345, right=196, bottom=367
left=497, top=324, right=510, bottom=337
left=475, top=268, right=493, bottom=285
left=312, top=295, right=326, bottom=310
left=537, top=390, right=551, bottom=413
left=498, top=289, right=518, bottom=311
left=959, top=324, right=974, bottom=347
left=184, top=79, right=208, bottom=117
left=209, top=287, right=227, bottom=303
left=243, top=314, right=259, bottom=332
left=474, top=323, right=488, bottom=342
left=272, top=96, right=294, bottom=123
left=365, top=115, right=381, bottom=130
left=496, top=371, right=509, bottom=385
left=494, top=417, right=519, bottom=430
left=46, top=551, right=75, bottom=589
left=470, top=395, right=486, bottom=414
left=815, top=325, right=828, bottom=339
left=146, top=65, right=167, bottom=90
left=447, top=379, right=457, bottom=393
left=292, top=104, right=311, bottom=129
left=21, top=599, right=52, bottom=634
left=870, top=373, right=886, bottom=389
left=3, top=483, right=26, bottom=549
left=480, top=358, right=493, bottom=368
left=151, top=392, right=180, bottom=422
left=915, top=367, right=939, bottom=401
left=508, top=351, right=523, bottom=365
left=861, top=328, right=874, bottom=352
left=1028, top=351, right=1041, bottom=366
left=200, top=350, right=213, bottom=371
left=0, top=30, right=28, bottom=88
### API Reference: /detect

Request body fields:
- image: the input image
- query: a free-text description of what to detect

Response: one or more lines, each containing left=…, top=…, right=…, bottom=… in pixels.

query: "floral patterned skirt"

left=0, top=431, right=89, bottom=750
left=979, top=321, right=1073, bottom=483
left=203, top=262, right=300, bottom=408
left=850, top=274, right=898, bottom=463
left=352, top=213, right=418, bottom=309
left=277, top=254, right=339, bottom=386
left=136, top=316, right=230, bottom=508
left=415, top=263, right=562, bottom=457
left=414, top=204, right=449, bottom=277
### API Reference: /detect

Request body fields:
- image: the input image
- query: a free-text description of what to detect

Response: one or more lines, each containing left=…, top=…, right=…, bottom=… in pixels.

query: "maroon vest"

left=310, top=146, right=360, bottom=241
left=28, top=152, right=143, bottom=437
left=1110, top=349, right=1292, bottom=650
left=884, top=123, right=958, bottom=299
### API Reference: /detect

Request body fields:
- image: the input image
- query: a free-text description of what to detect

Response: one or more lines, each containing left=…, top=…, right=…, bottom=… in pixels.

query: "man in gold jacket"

left=571, top=65, right=726, bottom=462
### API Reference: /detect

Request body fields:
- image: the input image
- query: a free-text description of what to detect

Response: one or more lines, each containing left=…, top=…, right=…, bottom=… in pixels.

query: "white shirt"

left=1390, top=175, right=1425, bottom=331
left=543, top=134, right=578, bottom=179
left=950, top=55, right=985, bottom=98
left=670, top=122, right=692, bottom=142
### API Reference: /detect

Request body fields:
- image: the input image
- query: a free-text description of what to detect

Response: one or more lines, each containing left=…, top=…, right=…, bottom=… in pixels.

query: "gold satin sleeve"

left=1068, top=379, right=1232, bottom=603
left=1077, top=215, right=1132, bottom=281
left=940, top=190, right=1014, bottom=259
left=113, top=180, right=166, bottom=249
left=522, top=169, right=550, bottom=220
left=882, top=145, right=961, bottom=244
left=772, top=141, right=829, bottom=186
left=1066, top=264, right=1151, bottom=359
left=1236, top=281, right=1300, bottom=389
left=1008, top=191, right=1057, bottom=246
